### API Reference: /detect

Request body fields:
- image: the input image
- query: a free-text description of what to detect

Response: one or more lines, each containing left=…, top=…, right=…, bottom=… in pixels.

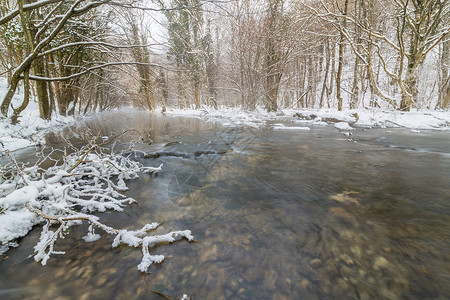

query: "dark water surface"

left=1, top=112, right=449, bottom=300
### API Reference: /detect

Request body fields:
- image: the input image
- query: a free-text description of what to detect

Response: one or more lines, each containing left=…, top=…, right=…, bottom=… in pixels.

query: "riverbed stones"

left=339, top=254, right=355, bottom=266
left=330, top=191, right=360, bottom=205
left=276, top=277, right=293, bottom=293
left=263, top=270, right=277, bottom=290
left=373, top=256, right=390, bottom=270
left=190, top=272, right=207, bottom=286
left=95, top=275, right=108, bottom=287
left=79, top=292, right=91, bottom=300
left=309, top=258, right=322, bottom=268
left=244, top=267, right=264, bottom=282
left=201, top=244, right=218, bottom=260
left=336, top=278, right=349, bottom=290
left=80, top=265, right=93, bottom=279
left=330, top=207, right=352, bottom=218
left=296, top=278, right=310, bottom=290
left=53, top=296, right=70, bottom=300
left=350, top=245, right=362, bottom=258
left=324, top=259, right=338, bottom=273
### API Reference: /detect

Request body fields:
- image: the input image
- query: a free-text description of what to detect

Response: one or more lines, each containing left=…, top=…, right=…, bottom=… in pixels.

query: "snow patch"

left=0, top=209, right=38, bottom=245
left=0, top=77, right=75, bottom=153
left=273, top=124, right=311, bottom=131
left=166, top=106, right=450, bottom=131
left=334, top=122, right=354, bottom=130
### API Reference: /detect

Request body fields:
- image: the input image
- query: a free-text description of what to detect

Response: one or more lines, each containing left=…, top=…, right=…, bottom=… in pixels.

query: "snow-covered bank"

left=165, top=106, right=450, bottom=131
left=0, top=114, right=74, bottom=153
left=0, top=77, right=74, bottom=153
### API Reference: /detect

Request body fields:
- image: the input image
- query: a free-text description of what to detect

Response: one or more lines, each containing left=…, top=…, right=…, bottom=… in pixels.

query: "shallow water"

left=1, top=112, right=449, bottom=299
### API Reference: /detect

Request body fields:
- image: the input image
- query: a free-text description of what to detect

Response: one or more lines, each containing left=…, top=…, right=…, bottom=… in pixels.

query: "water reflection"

left=1, top=112, right=449, bottom=299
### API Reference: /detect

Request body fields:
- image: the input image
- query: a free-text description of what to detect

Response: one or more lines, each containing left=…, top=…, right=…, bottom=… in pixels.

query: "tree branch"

left=0, top=0, right=63, bottom=25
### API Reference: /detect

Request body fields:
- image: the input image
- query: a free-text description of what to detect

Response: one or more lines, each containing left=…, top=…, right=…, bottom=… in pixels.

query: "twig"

left=152, top=291, right=176, bottom=300
left=25, top=203, right=120, bottom=234
left=106, top=159, right=124, bottom=172
left=66, top=145, right=96, bottom=173
left=288, top=86, right=311, bottom=109
left=5, top=149, right=28, bottom=186
left=384, top=120, right=406, bottom=128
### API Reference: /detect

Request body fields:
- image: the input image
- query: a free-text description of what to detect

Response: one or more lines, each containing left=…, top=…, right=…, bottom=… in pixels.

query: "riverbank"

left=0, top=78, right=74, bottom=153
left=1, top=82, right=449, bottom=153
left=165, top=106, right=450, bottom=131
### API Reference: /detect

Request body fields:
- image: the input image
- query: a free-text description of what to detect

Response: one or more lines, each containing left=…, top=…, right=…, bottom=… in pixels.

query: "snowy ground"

left=165, top=106, right=450, bottom=132
left=0, top=77, right=74, bottom=153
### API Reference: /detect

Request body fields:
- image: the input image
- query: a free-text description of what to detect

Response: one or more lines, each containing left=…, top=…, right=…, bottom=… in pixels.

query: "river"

left=1, top=111, right=449, bottom=299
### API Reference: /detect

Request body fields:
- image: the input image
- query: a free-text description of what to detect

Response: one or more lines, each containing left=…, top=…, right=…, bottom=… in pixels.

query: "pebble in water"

left=373, top=256, right=390, bottom=270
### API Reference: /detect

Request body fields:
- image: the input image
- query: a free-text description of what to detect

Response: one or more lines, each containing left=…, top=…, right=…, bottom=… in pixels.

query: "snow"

left=137, top=230, right=194, bottom=272
left=0, top=209, right=38, bottom=244
left=82, top=225, right=101, bottom=242
left=273, top=124, right=311, bottom=131
left=82, top=232, right=101, bottom=242
left=165, top=106, right=450, bottom=131
left=111, top=226, right=194, bottom=272
left=0, top=77, right=74, bottom=153
left=165, top=106, right=276, bottom=128
left=0, top=142, right=191, bottom=272
left=353, top=109, right=450, bottom=129
left=1, top=185, right=40, bottom=209
left=334, top=122, right=355, bottom=131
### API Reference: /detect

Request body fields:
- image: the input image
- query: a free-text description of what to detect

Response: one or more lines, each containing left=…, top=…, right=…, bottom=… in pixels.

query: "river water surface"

left=1, top=112, right=449, bottom=300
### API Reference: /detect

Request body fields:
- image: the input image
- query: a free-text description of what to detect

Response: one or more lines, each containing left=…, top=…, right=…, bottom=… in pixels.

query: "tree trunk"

left=443, top=84, right=450, bottom=109
left=47, top=54, right=59, bottom=113
left=350, top=55, right=360, bottom=109
left=144, top=80, right=153, bottom=111
left=328, top=42, right=336, bottom=108
left=320, top=38, right=331, bottom=108
left=11, top=70, right=30, bottom=124
left=264, top=0, right=283, bottom=112
left=439, top=40, right=450, bottom=109
left=336, top=0, right=349, bottom=111
left=194, top=78, right=201, bottom=109
left=400, top=60, right=418, bottom=111
left=1, top=74, right=21, bottom=117
left=34, top=57, right=51, bottom=119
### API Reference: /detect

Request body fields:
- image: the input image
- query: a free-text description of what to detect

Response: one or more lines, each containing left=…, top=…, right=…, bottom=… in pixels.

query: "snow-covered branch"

left=37, top=41, right=162, bottom=57
left=24, top=62, right=166, bottom=82
left=0, top=0, right=63, bottom=25
left=0, top=141, right=194, bottom=273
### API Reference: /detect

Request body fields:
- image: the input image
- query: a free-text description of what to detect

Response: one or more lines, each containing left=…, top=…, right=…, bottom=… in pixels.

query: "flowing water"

left=1, top=111, right=449, bottom=300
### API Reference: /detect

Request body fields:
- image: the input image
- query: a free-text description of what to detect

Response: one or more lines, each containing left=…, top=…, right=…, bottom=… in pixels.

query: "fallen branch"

left=1, top=142, right=193, bottom=273
left=152, top=291, right=177, bottom=300
left=66, top=145, right=96, bottom=173
left=5, top=149, right=28, bottom=186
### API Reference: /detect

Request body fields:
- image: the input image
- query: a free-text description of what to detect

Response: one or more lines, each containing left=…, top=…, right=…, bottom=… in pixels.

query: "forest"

left=0, top=0, right=449, bottom=124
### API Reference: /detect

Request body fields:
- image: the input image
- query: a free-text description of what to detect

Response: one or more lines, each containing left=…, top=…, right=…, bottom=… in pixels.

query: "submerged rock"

left=373, top=256, right=390, bottom=270
left=310, top=258, right=322, bottom=268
